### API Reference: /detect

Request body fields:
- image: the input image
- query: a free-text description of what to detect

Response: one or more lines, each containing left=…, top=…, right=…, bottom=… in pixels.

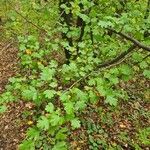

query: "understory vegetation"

left=0, top=0, right=150, bottom=149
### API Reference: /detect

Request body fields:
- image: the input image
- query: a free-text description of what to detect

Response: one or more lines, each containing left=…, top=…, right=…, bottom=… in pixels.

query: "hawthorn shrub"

left=0, top=0, right=150, bottom=149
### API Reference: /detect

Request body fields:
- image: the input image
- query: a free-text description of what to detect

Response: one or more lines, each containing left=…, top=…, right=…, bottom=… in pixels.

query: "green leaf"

left=64, top=102, right=74, bottom=114
left=27, top=128, right=40, bottom=140
left=143, top=70, right=150, bottom=79
left=119, top=65, right=132, bottom=75
left=105, top=96, right=118, bottom=106
left=37, top=116, right=49, bottom=130
left=140, top=61, right=148, bottom=69
left=19, top=140, right=35, bottom=150
left=96, top=85, right=106, bottom=96
left=88, top=91, right=98, bottom=103
left=19, top=44, right=26, bottom=51
left=50, top=114, right=62, bottom=126
left=75, top=100, right=86, bottom=110
left=55, top=128, right=68, bottom=140
left=79, top=13, right=90, bottom=23
left=45, top=103, right=54, bottom=113
left=49, top=82, right=58, bottom=88
left=71, top=118, right=81, bottom=129
left=110, top=76, right=119, bottom=84
left=104, top=73, right=119, bottom=84
left=52, top=141, right=67, bottom=150
left=44, top=90, right=56, bottom=99
left=132, top=52, right=143, bottom=62
left=40, top=67, right=55, bottom=81
left=138, top=127, right=150, bottom=145
left=60, top=93, right=69, bottom=102
left=1, top=91, right=16, bottom=103
left=72, top=88, right=88, bottom=101
left=55, top=132, right=67, bottom=140
left=0, top=105, right=7, bottom=113
left=22, top=87, right=37, bottom=101
left=98, top=20, right=114, bottom=28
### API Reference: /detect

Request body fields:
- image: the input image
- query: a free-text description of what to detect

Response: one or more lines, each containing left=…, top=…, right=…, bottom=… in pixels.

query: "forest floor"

left=0, top=40, right=18, bottom=93
left=69, top=77, right=150, bottom=150
left=0, top=40, right=28, bottom=150
left=0, top=40, right=150, bottom=150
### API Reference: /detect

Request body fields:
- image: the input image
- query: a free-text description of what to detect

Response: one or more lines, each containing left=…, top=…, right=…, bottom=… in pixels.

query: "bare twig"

left=16, top=11, right=43, bottom=31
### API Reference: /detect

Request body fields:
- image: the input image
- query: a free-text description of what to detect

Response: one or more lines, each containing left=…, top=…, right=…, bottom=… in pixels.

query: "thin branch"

left=143, top=54, right=150, bottom=60
left=144, top=0, right=150, bottom=20
left=7, top=0, right=45, bottom=31
left=7, top=0, right=62, bottom=35
left=108, top=28, right=150, bottom=52
left=15, top=9, right=44, bottom=31
left=63, top=44, right=137, bottom=93
left=53, top=10, right=65, bottom=27
left=144, top=0, right=150, bottom=37
left=133, top=54, right=150, bottom=66
left=97, top=45, right=136, bottom=68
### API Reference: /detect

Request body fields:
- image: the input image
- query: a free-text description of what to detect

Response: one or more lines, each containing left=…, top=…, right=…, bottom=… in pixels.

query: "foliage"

left=137, top=127, right=150, bottom=145
left=0, top=0, right=150, bottom=149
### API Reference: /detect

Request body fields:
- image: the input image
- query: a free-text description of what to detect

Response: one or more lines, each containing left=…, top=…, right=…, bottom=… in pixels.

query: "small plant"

left=137, top=127, right=150, bottom=146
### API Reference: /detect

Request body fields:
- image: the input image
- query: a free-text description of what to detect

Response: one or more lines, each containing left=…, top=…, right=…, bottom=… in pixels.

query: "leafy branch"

left=63, top=44, right=137, bottom=93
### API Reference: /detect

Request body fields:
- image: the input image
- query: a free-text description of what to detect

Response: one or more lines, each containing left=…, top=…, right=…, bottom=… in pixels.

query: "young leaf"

left=64, top=102, right=74, bottom=114
left=37, top=116, right=49, bottom=130
left=44, top=90, right=56, bottom=99
left=143, top=70, right=150, bottom=79
left=71, top=118, right=81, bottom=129
left=27, top=128, right=40, bottom=140
left=40, top=67, right=55, bottom=81
left=105, top=96, right=118, bottom=106
left=50, top=114, right=63, bottom=126
left=119, top=65, right=132, bottom=75
left=75, top=100, right=86, bottom=110
left=52, top=141, right=67, bottom=150
left=22, top=87, right=37, bottom=101
left=0, top=105, right=7, bottom=113
left=60, top=93, right=69, bottom=102
left=55, top=128, right=68, bottom=140
left=45, top=103, right=54, bottom=113
left=88, top=91, right=98, bottom=103
left=19, top=140, right=35, bottom=150
left=140, top=61, right=148, bottom=69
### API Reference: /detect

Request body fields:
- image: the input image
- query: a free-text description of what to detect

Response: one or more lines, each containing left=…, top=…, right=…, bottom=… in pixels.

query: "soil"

left=0, top=40, right=18, bottom=93
left=0, top=40, right=27, bottom=150
left=0, top=101, right=28, bottom=150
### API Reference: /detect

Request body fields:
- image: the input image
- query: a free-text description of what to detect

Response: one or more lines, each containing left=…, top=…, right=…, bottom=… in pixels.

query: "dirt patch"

left=0, top=40, right=18, bottom=93
left=0, top=40, right=28, bottom=150
left=0, top=101, right=29, bottom=150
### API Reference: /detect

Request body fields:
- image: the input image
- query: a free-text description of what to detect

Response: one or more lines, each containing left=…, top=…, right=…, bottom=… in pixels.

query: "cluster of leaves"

left=0, top=0, right=150, bottom=149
